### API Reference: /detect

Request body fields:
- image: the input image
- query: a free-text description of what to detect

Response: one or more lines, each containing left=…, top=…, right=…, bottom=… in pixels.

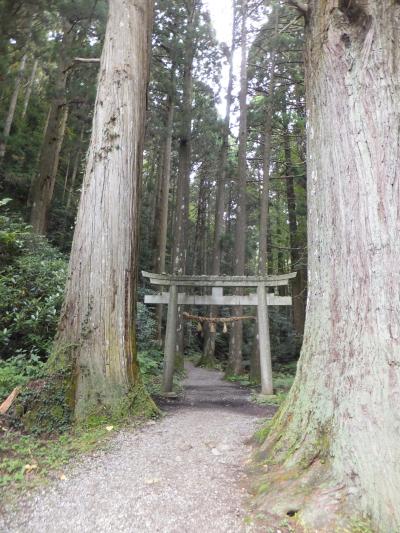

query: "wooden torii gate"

left=142, top=271, right=296, bottom=396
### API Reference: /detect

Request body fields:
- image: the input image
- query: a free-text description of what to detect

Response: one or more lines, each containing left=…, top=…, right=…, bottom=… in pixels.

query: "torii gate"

left=142, top=271, right=296, bottom=396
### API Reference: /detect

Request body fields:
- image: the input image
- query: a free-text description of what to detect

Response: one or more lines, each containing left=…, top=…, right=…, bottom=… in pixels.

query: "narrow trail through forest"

left=1, top=363, right=275, bottom=533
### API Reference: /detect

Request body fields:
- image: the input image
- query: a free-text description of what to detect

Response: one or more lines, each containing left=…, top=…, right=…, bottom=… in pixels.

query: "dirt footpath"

left=0, top=363, right=274, bottom=533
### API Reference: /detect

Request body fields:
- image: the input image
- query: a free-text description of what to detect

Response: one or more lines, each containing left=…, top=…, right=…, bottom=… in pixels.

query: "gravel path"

left=1, top=363, right=274, bottom=533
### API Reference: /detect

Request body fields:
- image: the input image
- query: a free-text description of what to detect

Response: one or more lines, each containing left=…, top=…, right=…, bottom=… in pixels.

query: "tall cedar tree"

left=257, top=2, right=400, bottom=530
left=51, top=0, right=155, bottom=419
left=228, top=0, right=248, bottom=375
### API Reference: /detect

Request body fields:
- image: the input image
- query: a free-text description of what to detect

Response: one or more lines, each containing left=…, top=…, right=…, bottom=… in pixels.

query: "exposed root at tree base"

left=246, top=459, right=374, bottom=532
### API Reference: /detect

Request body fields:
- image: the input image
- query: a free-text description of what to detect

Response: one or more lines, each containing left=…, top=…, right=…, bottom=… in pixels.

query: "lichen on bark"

left=252, top=2, right=400, bottom=531
left=18, top=0, right=158, bottom=427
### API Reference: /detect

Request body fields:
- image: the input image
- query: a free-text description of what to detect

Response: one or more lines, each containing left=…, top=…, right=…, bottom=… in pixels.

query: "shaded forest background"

left=0, top=0, right=306, bottom=399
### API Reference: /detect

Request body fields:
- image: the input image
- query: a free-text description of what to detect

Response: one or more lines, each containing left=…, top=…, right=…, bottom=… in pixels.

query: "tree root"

left=248, top=449, right=374, bottom=532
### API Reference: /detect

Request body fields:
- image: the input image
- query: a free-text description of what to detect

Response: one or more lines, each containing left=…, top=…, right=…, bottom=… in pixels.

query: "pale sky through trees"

left=205, top=0, right=235, bottom=117
left=205, top=0, right=265, bottom=118
left=204, top=0, right=234, bottom=45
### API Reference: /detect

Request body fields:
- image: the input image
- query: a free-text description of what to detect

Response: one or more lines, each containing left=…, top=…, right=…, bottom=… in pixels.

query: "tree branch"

left=73, top=57, right=101, bottom=64
left=63, top=58, right=101, bottom=74
left=286, top=0, right=308, bottom=16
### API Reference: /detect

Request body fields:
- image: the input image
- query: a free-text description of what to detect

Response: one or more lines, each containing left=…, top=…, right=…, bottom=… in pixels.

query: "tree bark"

left=257, top=2, right=400, bottom=530
left=192, top=172, right=208, bottom=275
left=153, top=69, right=175, bottom=343
left=29, top=22, right=73, bottom=234
left=171, top=0, right=198, bottom=364
left=228, top=0, right=248, bottom=376
left=282, top=97, right=306, bottom=338
left=66, top=125, right=85, bottom=210
left=0, top=53, right=27, bottom=161
left=62, top=154, right=71, bottom=203
left=52, top=0, right=155, bottom=420
left=21, top=58, right=38, bottom=119
left=251, top=5, right=280, bottom=383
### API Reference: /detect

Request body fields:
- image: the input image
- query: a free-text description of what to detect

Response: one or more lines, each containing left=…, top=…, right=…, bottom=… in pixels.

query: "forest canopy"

left=1, top=1, right=400, bottom=532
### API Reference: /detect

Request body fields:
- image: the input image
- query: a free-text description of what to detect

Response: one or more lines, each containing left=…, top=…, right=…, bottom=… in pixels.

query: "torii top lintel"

left=142, top=270, right=297, bottom=288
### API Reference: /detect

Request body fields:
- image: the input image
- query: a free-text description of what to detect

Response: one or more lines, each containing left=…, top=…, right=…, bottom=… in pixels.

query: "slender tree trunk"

left=153, top=70, right=175, bottom=343
left=157, top=102, right=174, bottom=242
left=52, top=0, right=155, bottom=420
left=66, top=125, right=85, bottom=210
left=29, top=22, right=73, bottom=234
left=228, top=0, right=248, bottom=376
left=257, top=2, right=400, bottom=530
left=21, top=58, right=38, bottom=119
left=282, top=97, right=306, bottom=338
left=172, top=0, right=197, bottom=364
left=62, top=154, right=71, bottom=202
left=202, top=1, right=236, bottom=367
left=192, top=172, right=209, bottom=275
left=146, top=152, right=158, bottom=251
left=251, top=6, right=280, bottom=383
left=0, top=53, right=27, bottom=161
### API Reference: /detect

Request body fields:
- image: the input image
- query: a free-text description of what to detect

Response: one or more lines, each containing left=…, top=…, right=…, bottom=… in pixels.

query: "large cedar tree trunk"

left=257, top=2, right=400, bottom=531
left=228, top=0, right=248, bottom=376
left=52, top=0, right=155, bottom=420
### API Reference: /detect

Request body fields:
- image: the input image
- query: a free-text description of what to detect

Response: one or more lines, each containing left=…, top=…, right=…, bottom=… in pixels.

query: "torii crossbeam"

left=142, top=271, right=297, bottom=395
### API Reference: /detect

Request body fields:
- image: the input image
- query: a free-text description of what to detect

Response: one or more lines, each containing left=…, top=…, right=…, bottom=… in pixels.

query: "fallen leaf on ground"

left=144, top=478, right=161, bottom=485
left=23, top=464, right=38, bottom=473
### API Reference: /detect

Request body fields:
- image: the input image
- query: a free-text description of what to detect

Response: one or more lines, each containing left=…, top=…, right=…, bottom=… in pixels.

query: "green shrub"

left=0, top=205, right=67, bottom=366
left=136, top=301, right=157, bottom=349
left=0, top=353, right=46, bottom=402
left=136, top=301, right=164, bottom=392
left=138, top=348, right=163, bottom=378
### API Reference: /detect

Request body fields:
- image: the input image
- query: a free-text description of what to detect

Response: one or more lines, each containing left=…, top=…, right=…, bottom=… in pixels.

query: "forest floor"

left=0, top=362, right=276, bottom=533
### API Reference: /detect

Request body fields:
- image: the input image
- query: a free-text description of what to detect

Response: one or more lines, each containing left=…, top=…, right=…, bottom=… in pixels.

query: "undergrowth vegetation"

left=0, top=200, right=295, bottom=498
left=136, top=301, right=165, bottom=395
left=0, top=203, right=67, bottom=402
left=0, top=206, right=166, bottom=405
left=0, top=422, right=135, bottom=497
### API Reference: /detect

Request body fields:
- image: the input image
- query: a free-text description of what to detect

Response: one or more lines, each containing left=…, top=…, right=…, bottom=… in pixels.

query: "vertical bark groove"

left=257, top=2, right=400, bottom=530
left=52, top=0, right=155, bottom=420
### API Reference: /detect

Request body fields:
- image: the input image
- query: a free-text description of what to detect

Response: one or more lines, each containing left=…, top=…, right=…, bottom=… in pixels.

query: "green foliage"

left=337, top=518, right=375, bottom=533
left=11, top=367, right=75, bottom=435
left=0, top=209, right=67, bottom=368
left=252, top=365, right=296, bottom=409
left=136, top=301, right=157, bottom=348
left=138, top=349, right=163, bottom=379
left=0, top=353, right=45, bottom=402
left=136, top=301, right=164, bottom=394
left=0, top=208, right=67, bottom=402
left=254, top=420, right=273, bottom=444
left=0, top=425, right=117, bottom=495
left=226, top=374, right=256, bottom=387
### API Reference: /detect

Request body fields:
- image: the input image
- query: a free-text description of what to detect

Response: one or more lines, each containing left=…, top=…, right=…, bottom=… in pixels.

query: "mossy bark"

left=254, top=2, right=400, bottom=531
left=46, top=0, right=157, bottom=422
